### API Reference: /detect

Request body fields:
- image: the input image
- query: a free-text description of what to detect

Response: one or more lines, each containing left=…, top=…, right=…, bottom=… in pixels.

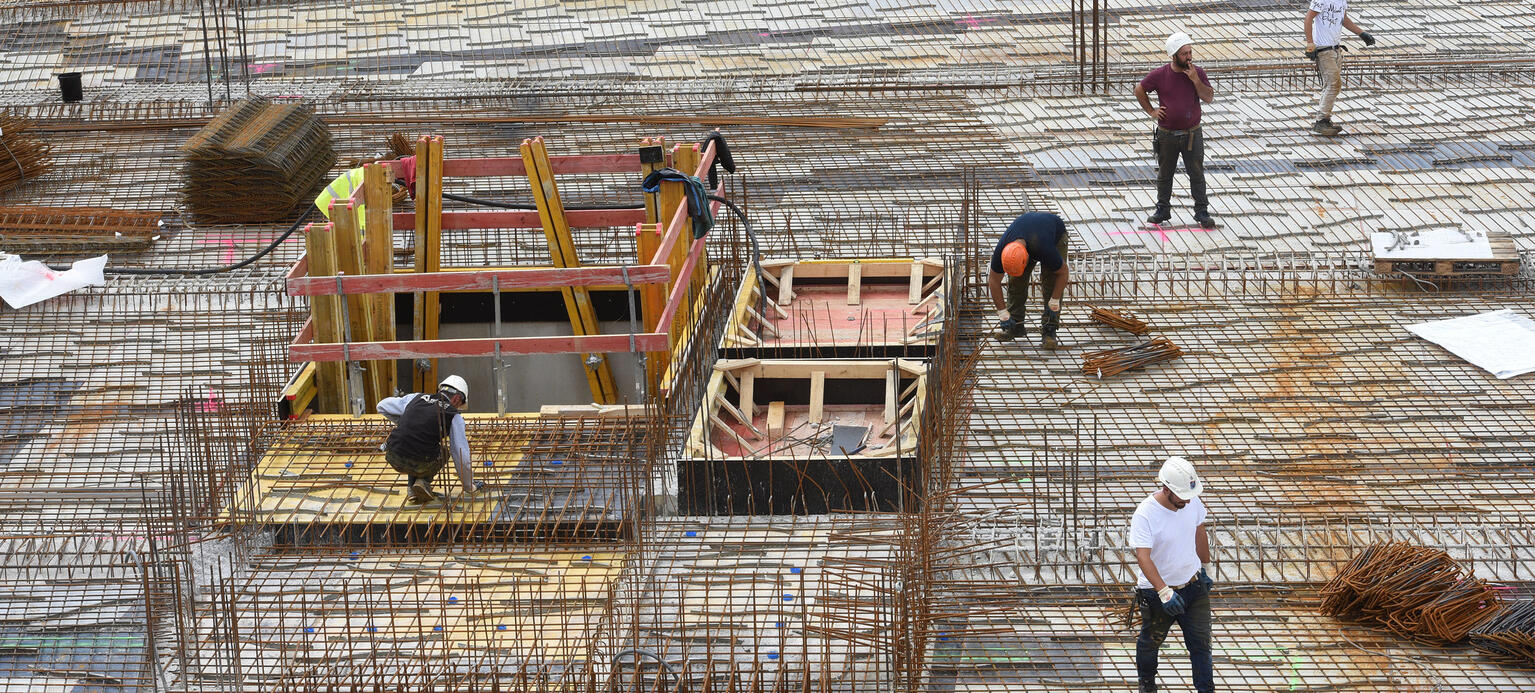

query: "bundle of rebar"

left=1469, top=600, right=1535, bottom=664
left=0, top=205, right=161, bottom=254
left=1320, top=542, right=1501, bottom=645
left=180, top=98, right=335, bottom=223
left=1089, top=307, right=1148, bottom=334
left=0, top=112, right=51, bottom=195
left=1081, top=337, right=1181, bottom=377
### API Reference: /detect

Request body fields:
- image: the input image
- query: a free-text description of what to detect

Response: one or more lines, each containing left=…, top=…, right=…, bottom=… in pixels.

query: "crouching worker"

left=377, top=375, right=483, bottom=504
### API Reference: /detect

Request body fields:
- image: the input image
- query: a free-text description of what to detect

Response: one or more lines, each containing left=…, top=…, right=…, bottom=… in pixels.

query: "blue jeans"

left=1136, top=581, right=1213, bottom=693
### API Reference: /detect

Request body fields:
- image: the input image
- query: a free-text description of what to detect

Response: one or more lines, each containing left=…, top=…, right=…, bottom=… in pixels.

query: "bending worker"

left=377, top=375, right=483, bottom=504
left=988, top=211, right=1070, bottom=348
left=1129, top=456, right=1214, bottom=693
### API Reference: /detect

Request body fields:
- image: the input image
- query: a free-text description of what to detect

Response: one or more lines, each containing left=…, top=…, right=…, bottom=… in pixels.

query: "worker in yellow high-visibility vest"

left=314, top=156, right=416, bottom=231
left=314, top=167, right=369, bottom=230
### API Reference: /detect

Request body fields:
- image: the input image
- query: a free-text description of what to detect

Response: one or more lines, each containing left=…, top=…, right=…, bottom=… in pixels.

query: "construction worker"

left=987, top=211, right=1070, bottom=348
left=1304, top=0, right=1376, bottom=136
left=1134, top=32, right=1216, bottom=230
left=314, top=166, right=369, bottom=230
left=376, top=375, right=483, bottom=504
left=314, top=156, right=416, bottom=229
left=1130, top=456, right=1214, bottom=693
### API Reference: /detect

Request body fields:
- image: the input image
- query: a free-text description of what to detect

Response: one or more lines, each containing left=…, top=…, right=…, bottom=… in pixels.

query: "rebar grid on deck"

left=0, top=279, right=300, bottom=538
left=0, top=0, right=1530, bottom=101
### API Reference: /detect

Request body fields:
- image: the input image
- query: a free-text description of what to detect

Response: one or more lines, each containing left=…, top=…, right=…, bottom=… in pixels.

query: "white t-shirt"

left=1128, top=493, right=1208, bottom=589
left=1309, top=0, right=1349, bottom=48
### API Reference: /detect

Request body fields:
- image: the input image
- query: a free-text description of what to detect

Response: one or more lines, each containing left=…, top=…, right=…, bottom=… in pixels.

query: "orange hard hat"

left=1001, top=240, right=1029, bottom=276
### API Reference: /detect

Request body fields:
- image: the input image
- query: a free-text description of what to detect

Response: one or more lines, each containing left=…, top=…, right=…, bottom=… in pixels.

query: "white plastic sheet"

left=0, top=253, right=107, bottom=309
left=1407, top=309, right=1535, bottom=380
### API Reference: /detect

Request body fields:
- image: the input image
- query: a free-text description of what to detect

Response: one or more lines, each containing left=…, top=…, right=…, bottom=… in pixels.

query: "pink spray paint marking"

left=251, top=63, right=279, bottom=74
left=198, top=388, right=222, bottom=413
left=196, top=232, right=278, bottom=264
left=955, top=15, right=997, bottom=29
left=1107, top=224, right=1218, bottom=245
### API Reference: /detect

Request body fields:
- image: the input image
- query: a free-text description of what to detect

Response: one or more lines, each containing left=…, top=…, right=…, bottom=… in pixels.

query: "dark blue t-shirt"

left=989, top=212, right=1067, bottom=275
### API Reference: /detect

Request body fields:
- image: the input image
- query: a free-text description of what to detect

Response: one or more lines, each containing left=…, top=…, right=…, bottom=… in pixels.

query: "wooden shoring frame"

left=286, top=133, right=727, bottom=413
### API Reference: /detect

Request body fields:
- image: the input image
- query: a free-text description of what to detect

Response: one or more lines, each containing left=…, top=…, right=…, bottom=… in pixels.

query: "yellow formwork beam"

left=521, top=137, right=618, bottom=405
left=303, top=223, right=346, bottom=413
left=412, top=136, right=444, bottom=394
left=362, top=162, right=398, bottom=399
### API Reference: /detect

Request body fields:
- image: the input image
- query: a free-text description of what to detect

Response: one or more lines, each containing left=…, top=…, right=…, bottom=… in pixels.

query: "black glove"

left=1304, top=48, right=1319, bottom=61
left=1359, top=31, right=1375, bottom=46
left=1197, top=567, right=1213, bottom=590
left=1161, top=591, right=1187, bottom=617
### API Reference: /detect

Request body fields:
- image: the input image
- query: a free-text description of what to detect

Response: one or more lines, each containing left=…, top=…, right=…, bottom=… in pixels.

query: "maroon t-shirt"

left=1139, top=64, right=1211, bottom=131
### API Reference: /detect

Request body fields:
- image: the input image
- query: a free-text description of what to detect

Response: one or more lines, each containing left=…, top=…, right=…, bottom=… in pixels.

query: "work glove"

left=1359, top=31, right=1376, bottom=46
left=1304, top=48, right=1319, bottom=61
left=1157, top=586, right=1186, bottom=617
left=1197, top=566, right=1213, bottom=590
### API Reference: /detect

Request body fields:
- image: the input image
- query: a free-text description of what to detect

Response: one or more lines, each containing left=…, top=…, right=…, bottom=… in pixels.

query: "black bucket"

left=58, top=72, right=82, bottom=102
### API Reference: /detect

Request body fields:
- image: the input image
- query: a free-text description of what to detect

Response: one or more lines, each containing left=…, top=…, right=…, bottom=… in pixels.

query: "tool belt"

left=1154, top=124, right=1201, bottom=152
left=1315, top=44, right=1347, bottom=54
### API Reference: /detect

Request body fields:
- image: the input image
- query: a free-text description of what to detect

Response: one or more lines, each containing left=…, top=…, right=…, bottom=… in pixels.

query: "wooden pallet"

left=1373, top=233, right=1520, bottom=276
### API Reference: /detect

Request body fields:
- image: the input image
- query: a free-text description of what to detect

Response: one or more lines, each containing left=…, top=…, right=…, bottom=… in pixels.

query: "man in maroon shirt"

left=1134, top=33, right=1216, bottom=230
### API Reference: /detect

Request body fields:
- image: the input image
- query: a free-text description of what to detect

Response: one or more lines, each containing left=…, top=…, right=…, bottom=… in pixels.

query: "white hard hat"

left=1158, top=456, right=1203, bottom=500
left=1165, top=32, right=1193, bottom=58
left=438, top=375, right=468, bottom=404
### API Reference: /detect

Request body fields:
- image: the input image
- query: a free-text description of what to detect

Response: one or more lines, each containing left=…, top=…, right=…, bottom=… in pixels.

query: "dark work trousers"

left=1136, top=581, right=1213, bottom=693
left=1004, top=230, right=1070, bottom=322
left=1152, top=126, right=1208, bottom=216
left=385, top=448, right=445, bottom=486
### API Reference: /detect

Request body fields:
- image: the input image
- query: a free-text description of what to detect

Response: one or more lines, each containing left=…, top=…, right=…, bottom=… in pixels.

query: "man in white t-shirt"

left=1304, top=0, right=1377, bottom=136
left=1129, top=456, right=1213, bottom=693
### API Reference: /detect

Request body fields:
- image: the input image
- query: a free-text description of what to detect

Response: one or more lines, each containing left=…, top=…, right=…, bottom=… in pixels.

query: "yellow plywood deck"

left=229, top=416, right=526, bottom=527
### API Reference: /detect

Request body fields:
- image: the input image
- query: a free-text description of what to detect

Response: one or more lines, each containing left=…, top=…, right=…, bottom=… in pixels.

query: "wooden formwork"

left=283, top=134, right=729, bottom=415
left=722, top=257, right=949, bottom=358
left=682, top=358, right=926, bottom=514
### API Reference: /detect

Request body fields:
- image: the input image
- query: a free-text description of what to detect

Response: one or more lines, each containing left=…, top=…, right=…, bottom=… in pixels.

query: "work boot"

left=1040, top=309, right=1061, bottom=349
left=1146, top=207, right=1171, bottom=225
left=1311, top=117, right=1343, bottom=136
left=994, top=318, right=1028, bottom=342
left=1138, top=683, right=1158, bottom=693
left=408, top=480, right=440, bottom=504
left=1193, top=211, right=1217, bottom=229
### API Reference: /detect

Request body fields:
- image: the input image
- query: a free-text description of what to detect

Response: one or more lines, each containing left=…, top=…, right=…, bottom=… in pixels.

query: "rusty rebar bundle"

left=1320, top=542, right=1501, bottom=645
left=0, top=205, right=161, bottom=254
left=1089, top=307, right=1149, bottom=334
left=1081, top=337, right=1181, bottom=378
left=0, top=112, right=51, bottom=195
left=180, top=98, right=335, bottom=223
left=1470, top=599, right=1535, bottom=664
